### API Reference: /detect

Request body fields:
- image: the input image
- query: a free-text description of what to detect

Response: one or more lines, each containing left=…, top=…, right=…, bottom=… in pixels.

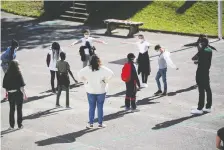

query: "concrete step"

left=74, top=3, right=87, bottom=8
left=59, top=15, right=87, bottom=22
left=63, top=11, right=89, bottom=17
left=69, top=7, right=86, bottom=11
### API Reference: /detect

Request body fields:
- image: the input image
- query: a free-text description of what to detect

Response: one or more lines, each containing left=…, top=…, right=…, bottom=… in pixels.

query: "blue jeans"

left=155, top=68, right=167, bottom=92
left=87, top=93, right=106, bottom=125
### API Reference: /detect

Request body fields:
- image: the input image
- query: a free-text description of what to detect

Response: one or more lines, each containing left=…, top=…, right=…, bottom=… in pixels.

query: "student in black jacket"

left=125, top=53, right=140, bottom=111
left=191, top=38, right=213, bottom=115
left=3, top=60, right=27, bottom=129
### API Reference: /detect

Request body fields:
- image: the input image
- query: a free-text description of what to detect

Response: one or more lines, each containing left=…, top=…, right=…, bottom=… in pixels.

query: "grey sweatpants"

left=83, top=55, right=91, bottom=68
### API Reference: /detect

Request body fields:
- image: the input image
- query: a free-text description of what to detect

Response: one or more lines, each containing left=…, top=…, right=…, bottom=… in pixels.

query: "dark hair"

left=138, top=34, right=144, bottom=39
left=6, top=60, right=21, bottom=77
left=11, top=39, right=19, bottom=48
left=51, top=42, right=60, bottom=60
left=201, top=38, right=209, bottom=47
left=60, top=52, right=66, bottom=60
left=155, top=44, right=161, bottom=50
left=127, top=53, right=135, bottom=61
left=9, top=39, right=19, bottom=60
left=83, top=29, right=90, bottom=34
left=90, top=55, right=100, bottom=71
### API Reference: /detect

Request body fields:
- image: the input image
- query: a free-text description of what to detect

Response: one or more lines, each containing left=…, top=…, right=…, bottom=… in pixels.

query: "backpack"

left=121, top=63, right=131, bottom=82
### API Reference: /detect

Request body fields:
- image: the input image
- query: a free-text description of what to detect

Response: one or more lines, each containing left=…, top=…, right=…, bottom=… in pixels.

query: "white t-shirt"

left=48, top=48, right=63, bottom=71
left=81, top=37, right=94, bottom=55
left=77, top=65, right=114, bottom=94
left=137, top=41, right=150, bottom=54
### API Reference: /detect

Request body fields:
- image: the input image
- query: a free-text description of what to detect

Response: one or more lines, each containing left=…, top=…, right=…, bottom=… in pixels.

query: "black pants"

left=141, top=73, right=148, bottom=84
left=8, top=91, right=23, bottom=128
left=125, top=81, right=137, bottom=109
left=50, top=70, right=59, bottom=91
left=56, top=85, right=69, bottom=107
left=196, top=71, right=212, bottom=110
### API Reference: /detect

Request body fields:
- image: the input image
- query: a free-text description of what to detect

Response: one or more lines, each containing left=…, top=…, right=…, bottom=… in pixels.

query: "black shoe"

left=161, top=92, right=167, bottom=96
left=18, top=125, right=23, bottom=129
left=154, top=90, right=162, bottom=95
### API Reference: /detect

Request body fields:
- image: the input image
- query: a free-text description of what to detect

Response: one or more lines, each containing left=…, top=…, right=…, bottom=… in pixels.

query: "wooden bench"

left=104, top=19, right=144, bottom=38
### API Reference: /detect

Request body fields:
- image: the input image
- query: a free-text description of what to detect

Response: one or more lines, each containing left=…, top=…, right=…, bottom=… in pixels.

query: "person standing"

left=46, top=42, right=63, bottom=93
left=56, top=52, right=78, bottom=108
left=3, top=60, right=27, bottom=129
left=121, top=34, right=151, bottom=88
left=216, top=127, right=224, bottom=150
left=121, top=53, right=140, bottom=111
left=78, top=55, right=114, bottom=128
left=1, top=39, right=19, bottom=100
left=191, top=38, right=213, bottom=115
left=154, top=45, right=178, bottom=96
left=71, top=29, right=107, bottom=68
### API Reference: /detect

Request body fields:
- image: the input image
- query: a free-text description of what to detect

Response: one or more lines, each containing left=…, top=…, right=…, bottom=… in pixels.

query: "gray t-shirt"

left=56, top=60, right=70, bottom=73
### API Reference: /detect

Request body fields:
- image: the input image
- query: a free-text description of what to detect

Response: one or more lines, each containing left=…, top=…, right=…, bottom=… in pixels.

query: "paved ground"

left=1, top=12, right=224, bottom=150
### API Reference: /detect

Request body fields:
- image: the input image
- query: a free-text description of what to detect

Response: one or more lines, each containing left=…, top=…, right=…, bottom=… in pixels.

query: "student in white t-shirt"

left=121, top=34, right=152, bottom=88
left=71, top=30, right=107, bottom=68
left=46, top=42, right=63, bottom=93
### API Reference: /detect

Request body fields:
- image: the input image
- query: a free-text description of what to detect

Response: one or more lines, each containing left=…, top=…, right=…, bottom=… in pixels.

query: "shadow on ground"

left=23, top=108, right=68, bottom=120
left=152, top=113, right=207, bottom=130
left=35, top=128, right=99, bottom=146
left=167, top=85, right=197, bottom=96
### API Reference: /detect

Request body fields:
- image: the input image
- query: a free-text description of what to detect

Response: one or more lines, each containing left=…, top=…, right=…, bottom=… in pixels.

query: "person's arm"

left=103, top=67, right=114, bottom=83
left=20, top=87, right=27, bottom=100
left=208, top=45, right=217, bottom=51
left=71, top=39, right=82, bottom=46
left=68, top=70, right=78, bottom=83
left=163, top=52, right=178, bottom=69
left=216, top=135, right=222, bottom=149
left=121, top=41, right=137, bottom=45
left=92, top=38, right=107, bottom=44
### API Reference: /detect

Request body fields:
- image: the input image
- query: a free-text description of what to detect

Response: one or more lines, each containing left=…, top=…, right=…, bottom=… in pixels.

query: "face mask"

left=139, top=39, right=144, bottom=43
left=84, top=34, right=90, bottom=38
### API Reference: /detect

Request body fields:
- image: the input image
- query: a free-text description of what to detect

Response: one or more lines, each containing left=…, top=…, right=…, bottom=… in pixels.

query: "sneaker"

left=66, top=106, right=72, bottom=109
left=154, top=90, right=162, bottom=95
left=56, top=105, right=62, bottom=108
left=203, top=108, right=211, bottom=113
left=98, top=124, right=106, bottom=129
left=86, top=124, right=93, bottom=129
left=52, top=90, right=56, bottom=94
left=18, top=125, right=23, bottom=129
left=161, top=92, right=167, bottom=96
left=141, top=83, right=148, bottom=88
left=8, top=127, right=14, bottom=130
left=125, top=107, right=130, bottom=111
left=191, top=109, right=203, bottom=115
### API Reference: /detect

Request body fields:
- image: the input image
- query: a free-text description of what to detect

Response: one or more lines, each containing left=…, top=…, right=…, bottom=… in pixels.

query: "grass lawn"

left=1, top=1, right=44, bottom=17
left=130, top=1, right=224, bottom=36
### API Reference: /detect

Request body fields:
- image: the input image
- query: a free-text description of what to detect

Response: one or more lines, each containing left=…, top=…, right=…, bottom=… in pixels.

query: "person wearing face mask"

left=154, top=45, right=179, bottom=96
left=121, top=34, right=151, bottom=88
left=1, top=39, right=19, bottom=100
left=71, top=29, right=107, bottom=68
left=191, top=38, right=213, bottom=115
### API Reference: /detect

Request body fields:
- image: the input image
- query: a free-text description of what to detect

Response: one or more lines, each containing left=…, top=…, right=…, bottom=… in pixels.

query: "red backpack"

left=121, top=63, right=131, bottom=82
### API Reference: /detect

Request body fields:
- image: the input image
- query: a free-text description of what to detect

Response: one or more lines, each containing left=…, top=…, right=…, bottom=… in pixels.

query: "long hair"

left=6, top=60, right=21, bottom=77
left=9, top=39, right=19, bottom=60
left=90, top=55, right=101, bottom=71
left=51, top=42, right=60, bottom=60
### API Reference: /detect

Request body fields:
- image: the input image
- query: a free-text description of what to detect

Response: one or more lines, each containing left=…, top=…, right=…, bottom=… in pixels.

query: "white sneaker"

left=144, top=83, right=148, bottom=88
left=141, top=83, right=148, bottom=88
left=191, top=109, right=203, bottom=115
left=86, top=124, right=93, bottom=129
left=98, top=124, right=106, bottom=129
left=203, top=108, right=211, bottom=113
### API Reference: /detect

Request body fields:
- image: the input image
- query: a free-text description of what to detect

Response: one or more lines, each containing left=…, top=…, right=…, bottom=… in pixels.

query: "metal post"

left=218, top=0, right=223, bottom=40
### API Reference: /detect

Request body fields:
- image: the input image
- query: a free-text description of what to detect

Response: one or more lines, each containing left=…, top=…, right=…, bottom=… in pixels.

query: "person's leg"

left=205, top=81, right=212, bottom=109
left=96, top=93, right=106, bottom=125
left=50, top=70, right=56, bottom=92
left=145, top=74, right=148, bottom=84
left=155, top=70, right=162, bottom=91
left=125, top=83, right=131, bottom=109
left=56, top=71, right=59, bottom=91
left=141, top=73, right=145, bottom=83
left=197, top=84, right=205, bottom=110
left=87, top=55, right=91, bottom=66
left=131, top=84, right=137, bottom=109
left=161, top=68, right=167, bottom=93
left=8, top=93, right=16, bottom=128
left=16, top=92, right=23, bottom=128
left=56, top=85, right=62, bottom=106
left=87, top=93, right=97, bottom=124
left=83, top=59, right=88, bottom=68
left=66, top=86, right=70, bottom=107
